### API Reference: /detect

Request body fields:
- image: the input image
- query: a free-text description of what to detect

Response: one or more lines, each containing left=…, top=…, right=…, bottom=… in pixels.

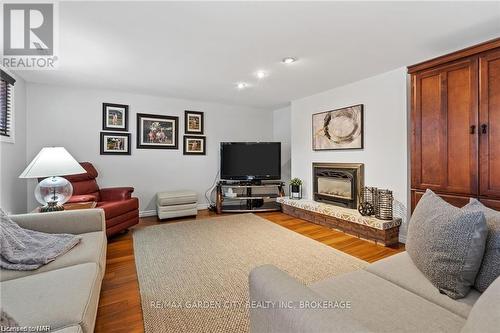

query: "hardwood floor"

left=95, top=210, right=404, bottom=333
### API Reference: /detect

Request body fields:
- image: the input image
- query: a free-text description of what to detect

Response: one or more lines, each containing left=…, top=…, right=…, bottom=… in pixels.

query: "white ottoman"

left=156, top=190, right=198, bottom=220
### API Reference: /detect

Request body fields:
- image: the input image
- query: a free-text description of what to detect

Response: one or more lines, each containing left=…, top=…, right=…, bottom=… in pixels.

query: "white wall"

left=291, top=67, right=409, bottom=240
left=26, top=83, right=274, bottom=213
left=273, top=106, right=291, bottom=190
left=0, top=69, right=27, bottom=214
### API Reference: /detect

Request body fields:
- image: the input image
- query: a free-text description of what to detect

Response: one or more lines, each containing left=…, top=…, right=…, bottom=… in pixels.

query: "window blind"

left=0, top=70, right=16, bottom=137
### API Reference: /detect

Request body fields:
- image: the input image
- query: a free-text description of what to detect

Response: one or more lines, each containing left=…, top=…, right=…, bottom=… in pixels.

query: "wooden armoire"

left=409, top=38, right=500, bottom=211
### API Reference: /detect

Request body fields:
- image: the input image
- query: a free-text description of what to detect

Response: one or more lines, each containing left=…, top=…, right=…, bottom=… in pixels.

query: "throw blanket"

left=0, top=210, right=81, bottom=270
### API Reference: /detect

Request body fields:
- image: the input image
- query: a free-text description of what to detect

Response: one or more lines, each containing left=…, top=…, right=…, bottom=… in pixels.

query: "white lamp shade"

left=19, top=147, right=86, bottom=178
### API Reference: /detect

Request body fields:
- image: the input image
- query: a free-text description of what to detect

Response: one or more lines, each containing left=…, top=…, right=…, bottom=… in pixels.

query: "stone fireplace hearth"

left=312, top=163, right=364, bottom=208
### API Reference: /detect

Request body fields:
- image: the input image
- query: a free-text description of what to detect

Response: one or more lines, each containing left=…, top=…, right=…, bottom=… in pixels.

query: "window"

left=0, top=70, right=16, bottom=141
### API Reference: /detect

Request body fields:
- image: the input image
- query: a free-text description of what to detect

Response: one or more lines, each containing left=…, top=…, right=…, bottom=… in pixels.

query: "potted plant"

left=289, top=178, right=303, bottom=200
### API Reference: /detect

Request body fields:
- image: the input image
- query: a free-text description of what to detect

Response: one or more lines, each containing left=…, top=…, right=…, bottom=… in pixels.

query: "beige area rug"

left=133, top=213, right=366, bottom=333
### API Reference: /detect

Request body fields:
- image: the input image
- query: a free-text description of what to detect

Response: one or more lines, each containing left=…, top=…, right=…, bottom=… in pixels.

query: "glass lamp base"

left=35, top=176, right=73, bottom=208
left=40, top=201, right=65, bottom=213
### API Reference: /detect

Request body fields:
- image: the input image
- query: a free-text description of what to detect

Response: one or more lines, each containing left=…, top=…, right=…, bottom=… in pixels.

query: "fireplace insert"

left=312, top=163, right=364, bottom=208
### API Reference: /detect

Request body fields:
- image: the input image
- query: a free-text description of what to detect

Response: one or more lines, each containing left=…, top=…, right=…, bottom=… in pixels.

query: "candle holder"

left=358, top=186, right=377, bottom=216
left=376, top=189, right=393, bottom=220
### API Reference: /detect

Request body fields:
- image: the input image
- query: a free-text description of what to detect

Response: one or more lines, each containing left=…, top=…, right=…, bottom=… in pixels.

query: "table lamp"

left=19, top=147, right=86, bottom=212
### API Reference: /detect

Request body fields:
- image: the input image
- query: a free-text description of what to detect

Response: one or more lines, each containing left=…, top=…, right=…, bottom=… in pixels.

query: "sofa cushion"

left=0, top=231, right=106, bottom=282
left=97, top=198, right=138, bottom=220
left=365, top=252, right=480, bottom=318
left=64, top=162, right=98, bottom=182
left=71, top=181, right=100, bottom=199
left=64, top=162, right=100, bottom=198
left=461, top=276, right=500, bottom=333
left=406, top=189, right=488, bottom=299
left=1, top=263, right=101, bottom=333
left=463, top=199, right=500, bottom=292
left=157, top=190, right=198, bottom=206
left=249, top=265, right=371, bottom=333
left=309, top=270, right=465, bottom=332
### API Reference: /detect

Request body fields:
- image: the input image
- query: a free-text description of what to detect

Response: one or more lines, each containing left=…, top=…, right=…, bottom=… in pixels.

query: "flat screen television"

left=220, top=142, right=281, bottom=180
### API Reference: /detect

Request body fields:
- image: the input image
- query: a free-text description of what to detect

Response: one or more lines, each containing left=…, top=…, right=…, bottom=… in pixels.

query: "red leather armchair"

left=64, top=162, right=139, bottom=237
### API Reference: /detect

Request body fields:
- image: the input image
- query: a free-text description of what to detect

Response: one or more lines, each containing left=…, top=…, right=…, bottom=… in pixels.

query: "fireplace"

left=313, top=163, right=364, bottom=208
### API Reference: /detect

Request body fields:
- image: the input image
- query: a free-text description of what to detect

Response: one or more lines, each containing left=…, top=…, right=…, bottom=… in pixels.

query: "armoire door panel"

left=412, top=59, right=478, bottom=194
left=446, top=62, right=478, bottom=194
left=419, top=73, right=445, bottom=188
left=480, top=49, right=500, bottom=197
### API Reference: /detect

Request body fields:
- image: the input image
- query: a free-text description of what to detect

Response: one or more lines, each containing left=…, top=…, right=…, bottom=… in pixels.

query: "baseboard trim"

left=139, top=204, right=210, bottom=218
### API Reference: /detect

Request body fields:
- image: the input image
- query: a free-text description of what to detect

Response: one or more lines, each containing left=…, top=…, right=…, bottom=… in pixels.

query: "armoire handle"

left=470, top=125, right=476, bottom=134
left=481, top=124, right=488, bottom=134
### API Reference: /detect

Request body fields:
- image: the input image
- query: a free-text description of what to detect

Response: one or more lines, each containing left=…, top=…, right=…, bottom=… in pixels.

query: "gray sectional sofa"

left=1, top=209, right=107, bottom=333
left=250, top=252, right=500, bottom=333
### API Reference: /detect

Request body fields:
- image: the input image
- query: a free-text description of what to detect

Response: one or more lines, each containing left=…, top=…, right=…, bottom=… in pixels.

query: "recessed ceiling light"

left=282, top=57, right=297, bottom=64
left=256, top=70, right=267, bottom=79
left=236, top=82, right=248, bottom=89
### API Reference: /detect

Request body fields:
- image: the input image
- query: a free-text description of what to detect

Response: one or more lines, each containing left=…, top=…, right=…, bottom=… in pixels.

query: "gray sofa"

left=250, top=252, right=500, bottom=333
left=1, top=209, right=107, bottom=333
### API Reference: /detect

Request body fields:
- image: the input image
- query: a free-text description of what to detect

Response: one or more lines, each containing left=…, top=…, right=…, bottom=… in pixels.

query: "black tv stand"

left=218, top=180, right=264, bottom=186
left=216, top=181, right=285, bottom=213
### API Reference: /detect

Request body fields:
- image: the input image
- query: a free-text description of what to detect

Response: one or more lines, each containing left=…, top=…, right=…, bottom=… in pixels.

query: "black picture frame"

left=183, top=135, right=206, bottom=155
left=100, top=132, right=131, bottom=155
left=137, top=113, right=179, bottom=149
left=312, top=104, right=364, bottom=150
left=184, top=110, right=204, bottom=134
left=102, top=103, right=128, bottom=131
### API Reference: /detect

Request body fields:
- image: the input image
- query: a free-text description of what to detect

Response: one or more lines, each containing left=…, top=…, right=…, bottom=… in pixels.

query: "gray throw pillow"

left=406, top=190, right=488, bottom=299
left=463, top=199, right=500, bottom=292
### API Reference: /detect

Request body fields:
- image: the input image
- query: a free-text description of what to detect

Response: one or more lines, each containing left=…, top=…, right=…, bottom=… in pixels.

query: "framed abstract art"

left=312, top=104, right=363, bottom=150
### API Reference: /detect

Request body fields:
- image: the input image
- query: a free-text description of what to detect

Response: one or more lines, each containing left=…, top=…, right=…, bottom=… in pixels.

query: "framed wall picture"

left=100, top=132, right=131, bottom=155
left=183, top=135, right=206, bottom=155
left=103, top=103, right=128, bottom=131
left=137, top=113, right=179, bottom=149
left=184, top=110, right=204, bottom=134
left=312, top=104, right=364, bottom=150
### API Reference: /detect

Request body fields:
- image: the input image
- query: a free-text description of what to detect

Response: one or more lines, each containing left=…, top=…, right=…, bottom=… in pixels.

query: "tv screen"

left=220, top=142, right=281, bottom=180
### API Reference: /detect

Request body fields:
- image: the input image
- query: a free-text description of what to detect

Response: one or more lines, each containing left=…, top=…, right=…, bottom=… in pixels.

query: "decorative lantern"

left=374, top=189, right=380, bottom=217
left=358, top=186, right=377, bottom=216
left=376, top=189, right=393, bottom=220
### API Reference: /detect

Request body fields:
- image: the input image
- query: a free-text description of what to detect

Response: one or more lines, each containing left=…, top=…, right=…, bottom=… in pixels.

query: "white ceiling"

left=15, top=1, right=500, bottom=110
